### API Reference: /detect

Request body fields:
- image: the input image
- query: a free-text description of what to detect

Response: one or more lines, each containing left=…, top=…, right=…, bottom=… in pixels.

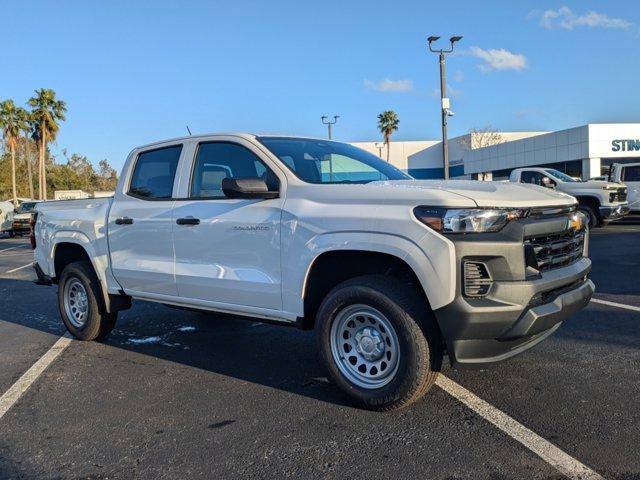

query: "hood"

left=374, top=180, right=576, bottom=208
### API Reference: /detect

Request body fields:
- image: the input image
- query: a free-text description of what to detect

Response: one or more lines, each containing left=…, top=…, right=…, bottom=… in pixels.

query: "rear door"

left=108, top=144, right=183, bottom=296
left=172, top=138, right=285, bottom=311
left=622, top=165, right=640, bottom=212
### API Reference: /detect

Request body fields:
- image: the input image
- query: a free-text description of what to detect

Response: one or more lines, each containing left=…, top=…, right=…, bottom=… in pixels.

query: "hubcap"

left=64, top=278, right=89, bottom=328
left=330, top=305, right=400, bottom=389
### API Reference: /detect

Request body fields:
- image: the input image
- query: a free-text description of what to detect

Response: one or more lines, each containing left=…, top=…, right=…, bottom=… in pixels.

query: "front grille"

left=610, top=188, right=627, bottom=203
left=524, top=229, right=585, bottom=272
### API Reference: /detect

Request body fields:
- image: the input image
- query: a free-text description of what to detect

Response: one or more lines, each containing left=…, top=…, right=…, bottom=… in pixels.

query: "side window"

left=190, top=142, right=278, bottom=198
left=623, top=166, right=640, bottom=182
left=128, top=145, right=182, bottom=199
left=520, top=171, right=542, bottom=185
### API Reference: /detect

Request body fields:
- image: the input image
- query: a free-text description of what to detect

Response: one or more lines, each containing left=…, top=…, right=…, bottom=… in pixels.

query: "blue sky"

left=2, top=0, right=639, bottom=170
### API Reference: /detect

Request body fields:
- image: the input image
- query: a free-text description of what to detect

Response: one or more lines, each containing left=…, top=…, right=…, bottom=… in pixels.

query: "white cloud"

left=364, top=78, right=414, bottom=92
left=453, top=70, right=464, bottom=83
left=469, top=46, right=528, bottom=72
left=536, top=6, right=632, bottom=30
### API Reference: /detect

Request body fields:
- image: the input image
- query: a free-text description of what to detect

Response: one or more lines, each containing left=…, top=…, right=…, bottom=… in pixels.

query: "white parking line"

left=591, top=298, right=640, bottom=313
left=0, top=245, right=27, bottom=253
left=0, top=335, right=72, bottom=420
left=436, top=376, right=605, bottom=480
left=5, top=262, right=34, bottom=274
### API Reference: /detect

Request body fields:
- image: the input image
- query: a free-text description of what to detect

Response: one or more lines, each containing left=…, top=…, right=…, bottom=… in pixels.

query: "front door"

left=108, top=144, right=182, bottom=296
left=172, top=140, right=283, bottom=310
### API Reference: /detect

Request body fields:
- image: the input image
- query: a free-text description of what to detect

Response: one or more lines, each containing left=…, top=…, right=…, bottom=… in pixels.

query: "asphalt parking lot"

left=0, top=220, right=638, bottom=480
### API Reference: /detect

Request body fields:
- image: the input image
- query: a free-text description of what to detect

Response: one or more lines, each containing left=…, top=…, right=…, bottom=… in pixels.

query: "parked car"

left=12, top=200, right=37, bottom=235
left=0, top=201, right=15, bottom=237
left=33, top=134, right=594, bottom=410
left=509, top=167, right=629, bottom=227
left=608, top=163, right=640, bottom=214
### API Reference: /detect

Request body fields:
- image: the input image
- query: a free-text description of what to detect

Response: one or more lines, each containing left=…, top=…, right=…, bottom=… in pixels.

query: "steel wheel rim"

left=330, top=304, right=400, bottom=389
left=64, top=278, right=89, bottom=328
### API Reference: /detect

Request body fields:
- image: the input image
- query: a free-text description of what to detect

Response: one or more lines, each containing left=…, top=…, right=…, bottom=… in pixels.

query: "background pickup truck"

left=509, top=167, right=629, bottom=227
left=608, top=162, right=640, bottom=213
left=33, top=134, right=594, bottom=411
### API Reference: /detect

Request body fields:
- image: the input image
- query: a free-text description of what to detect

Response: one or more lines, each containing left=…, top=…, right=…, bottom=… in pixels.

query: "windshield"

left=258, top=137, right=411, bottom=184
left=545, top=169, right=579, bottom=182
left=16, top=202, right=36, bottom=214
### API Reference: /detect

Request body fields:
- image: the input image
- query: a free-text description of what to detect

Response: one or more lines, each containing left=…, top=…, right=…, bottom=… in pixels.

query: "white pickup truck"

left=509, top=167, right=629, bottom=227
left=33, top=134, right=594, bottom=410
left=607, top=163, right=640, bottom=213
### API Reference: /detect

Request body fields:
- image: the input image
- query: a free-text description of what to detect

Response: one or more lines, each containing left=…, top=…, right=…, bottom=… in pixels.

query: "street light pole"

left=428, top=35, right=462, bottom=180
left=321, top=115, right=339, bottom=140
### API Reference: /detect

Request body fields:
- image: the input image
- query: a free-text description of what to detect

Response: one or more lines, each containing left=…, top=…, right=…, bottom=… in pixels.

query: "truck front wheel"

left=316, top=275, right=442, bottom=411
left=58, top=261, right=117, bottom=341
left=578, top=204, right=599, bottom=228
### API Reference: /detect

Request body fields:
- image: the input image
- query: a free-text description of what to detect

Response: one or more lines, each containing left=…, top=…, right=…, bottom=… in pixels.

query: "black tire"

left=58, top=260, right=117, bottom=341
left=8, top=230, right=15, bottom=238
left=578, top=204, right=599, bottom=228
left=316, top=275, right=442, bottom=411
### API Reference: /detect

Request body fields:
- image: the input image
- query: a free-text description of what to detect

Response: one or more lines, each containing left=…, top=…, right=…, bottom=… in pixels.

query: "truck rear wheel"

left=316, top=275, right=442, bottom=411
left=58, top=261, right=117, bottom=341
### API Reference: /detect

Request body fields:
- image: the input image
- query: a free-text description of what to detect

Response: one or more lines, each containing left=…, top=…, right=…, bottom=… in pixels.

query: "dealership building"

left=352, top=123, right=640, bottom=181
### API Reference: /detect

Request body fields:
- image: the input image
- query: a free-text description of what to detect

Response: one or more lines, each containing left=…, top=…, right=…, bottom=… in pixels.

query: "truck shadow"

left=1, top=276, right=639, bottom=410
left=0, top=277, right=351, bottom=407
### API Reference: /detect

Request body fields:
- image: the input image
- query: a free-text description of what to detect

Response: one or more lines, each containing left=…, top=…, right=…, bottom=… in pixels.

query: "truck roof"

left=134, top=133, right=335, bottom=151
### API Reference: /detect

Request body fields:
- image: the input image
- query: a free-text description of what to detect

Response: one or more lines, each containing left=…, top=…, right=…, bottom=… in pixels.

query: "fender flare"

left=48, top=231, right=116, bottom=312
left=282, top=230, right=456, bottom=316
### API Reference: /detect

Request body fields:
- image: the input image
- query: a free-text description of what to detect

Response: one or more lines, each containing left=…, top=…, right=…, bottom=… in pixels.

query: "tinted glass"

left=129, top=146, right=182, bottom=199
left=190, top=142, right=278, bottom=198
left=623, top=166, right=640, bottom=182
left=16, top=202, right=37, bottom=213
left=520, top=171, right=543, bottom=185
left=545, top=169, right=577, bottom=182
left=258, top=137, right=410, bottom=184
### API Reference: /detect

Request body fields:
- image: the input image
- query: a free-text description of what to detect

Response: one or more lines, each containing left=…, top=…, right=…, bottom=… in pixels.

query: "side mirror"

left=222, top=177, right=279, bottom=199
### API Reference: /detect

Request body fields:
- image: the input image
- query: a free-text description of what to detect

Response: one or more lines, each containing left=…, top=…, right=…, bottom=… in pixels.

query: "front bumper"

left=432, top=212, right=593, bottom=367
left=600, top=204, right=630, bottom=221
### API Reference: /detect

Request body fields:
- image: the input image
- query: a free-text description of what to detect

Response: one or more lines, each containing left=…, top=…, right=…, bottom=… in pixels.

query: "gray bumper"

left=600, top=204, right=630, bottom=220
left=432, top=213, right=593, bottom=367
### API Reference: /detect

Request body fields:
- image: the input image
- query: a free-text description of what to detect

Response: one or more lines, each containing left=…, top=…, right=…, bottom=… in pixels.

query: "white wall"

left=351, top=141, right=438, bottom=170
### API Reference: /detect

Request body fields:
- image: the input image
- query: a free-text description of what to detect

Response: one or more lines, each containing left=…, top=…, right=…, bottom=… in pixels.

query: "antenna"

left=186, top=125, right=192, bottom=136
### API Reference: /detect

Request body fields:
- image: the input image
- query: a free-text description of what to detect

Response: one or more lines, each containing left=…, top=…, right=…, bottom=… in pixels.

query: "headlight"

left=602, top=185, right=619, bottom=190
left=413, top=207, right=530, bottom=233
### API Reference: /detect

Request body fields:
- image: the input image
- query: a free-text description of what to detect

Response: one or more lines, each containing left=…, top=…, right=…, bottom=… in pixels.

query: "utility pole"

left=428, top=35, right=462, bottom=180
left=375, top=142, right=385, bottom=158
left=321, top=115, right=339, bottom=140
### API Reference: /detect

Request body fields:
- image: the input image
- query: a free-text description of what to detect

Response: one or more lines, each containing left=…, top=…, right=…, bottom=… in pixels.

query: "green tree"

left=377, top=110, right=399, bottom=162
left=97, top=159, right=118, bottom=191
left=0, top=100, right=30, bottom=205
left=28, top=88, right=67, bottom=199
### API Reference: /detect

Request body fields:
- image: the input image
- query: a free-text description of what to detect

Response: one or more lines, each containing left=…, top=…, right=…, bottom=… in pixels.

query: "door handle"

left=115, top=217, right=134, bottom=225
left=176, top=217, right=200, bottom=226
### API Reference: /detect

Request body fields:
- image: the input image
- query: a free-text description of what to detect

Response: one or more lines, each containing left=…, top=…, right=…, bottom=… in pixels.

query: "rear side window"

left=190, top=142, right=278, bottom=198
left=128, top=145, right=182, bottom=199
left=623, top=166, right=640, bottom=182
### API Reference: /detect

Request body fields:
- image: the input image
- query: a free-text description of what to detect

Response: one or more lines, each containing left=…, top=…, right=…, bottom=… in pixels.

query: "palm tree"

left=377, top=110, right=399, bottom=162
left=0, top=100, right=30, bottom=205
left=21, top=112, right=35, bottom=200
left=28, top=89, right=67, bottom=200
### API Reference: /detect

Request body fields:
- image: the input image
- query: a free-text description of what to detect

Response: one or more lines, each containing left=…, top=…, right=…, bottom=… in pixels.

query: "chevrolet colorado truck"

left=509, top=167, right=629, bottom=227
left=33, top=134, right=594, bottom=410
